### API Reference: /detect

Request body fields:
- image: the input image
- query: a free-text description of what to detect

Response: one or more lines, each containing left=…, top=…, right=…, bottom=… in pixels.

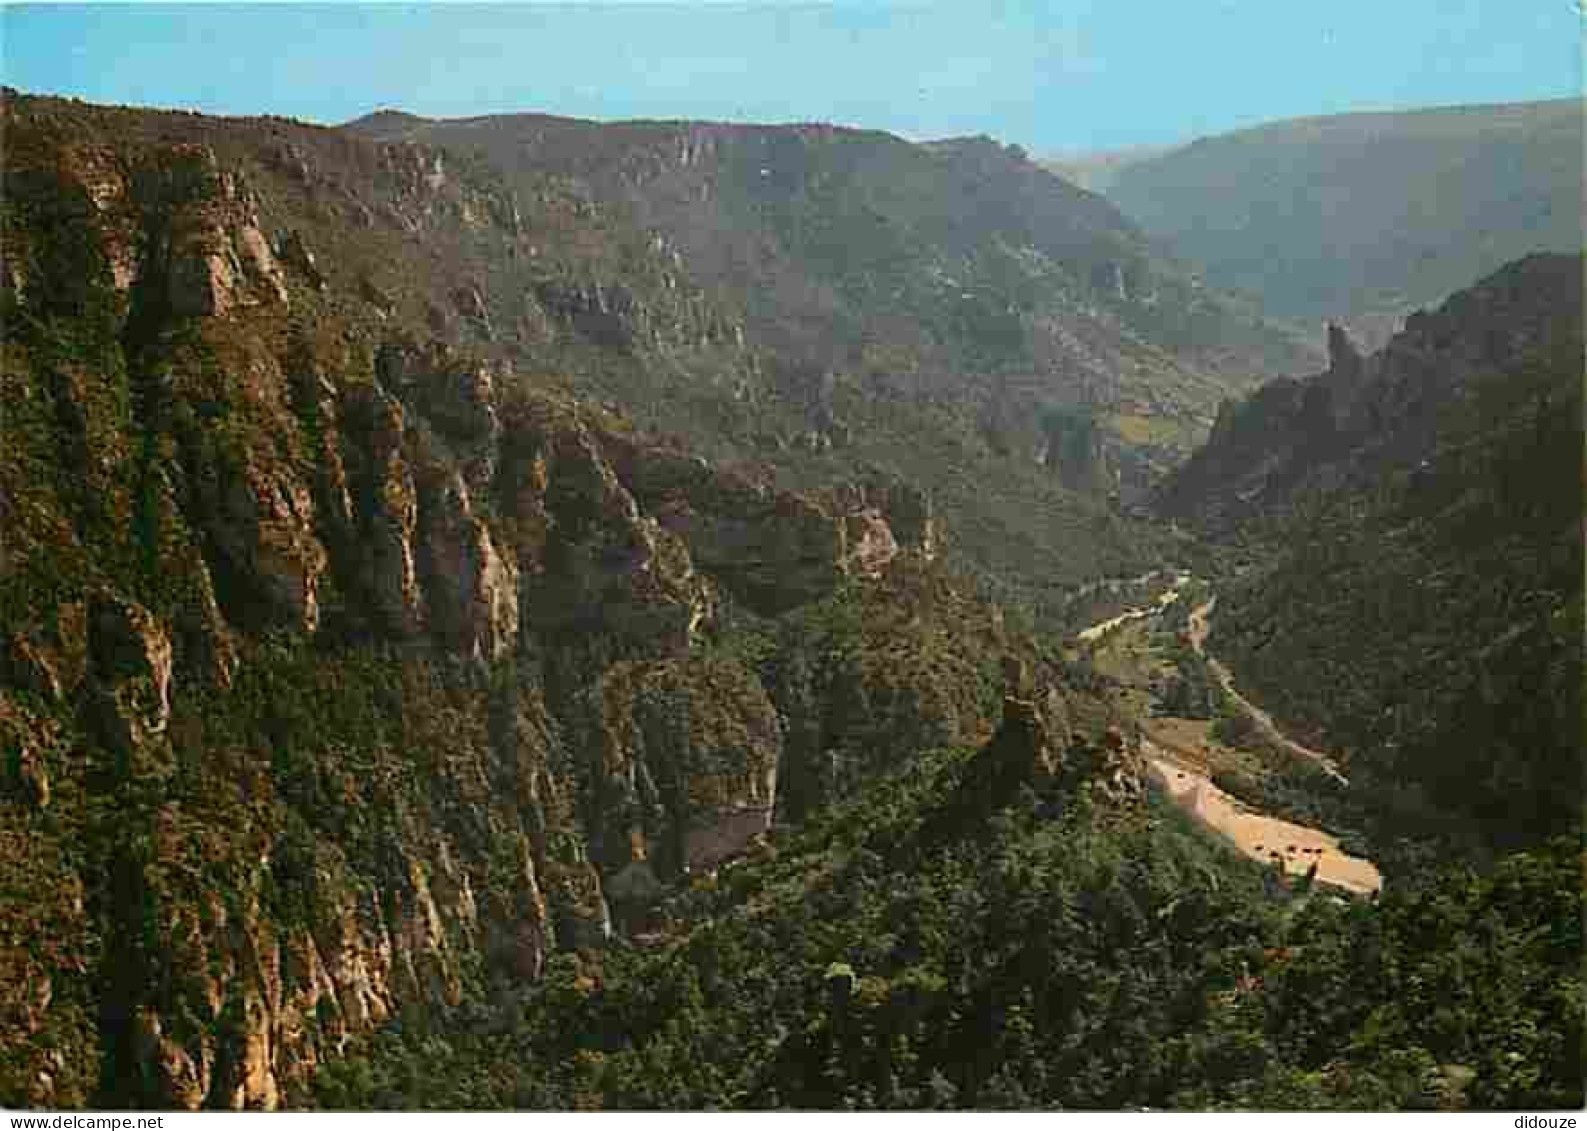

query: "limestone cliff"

left=0, top=90, right=1035, bottom=1111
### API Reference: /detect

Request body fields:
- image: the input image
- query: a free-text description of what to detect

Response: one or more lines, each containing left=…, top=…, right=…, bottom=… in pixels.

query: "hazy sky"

left=4, top=2, right=1580, bottom=153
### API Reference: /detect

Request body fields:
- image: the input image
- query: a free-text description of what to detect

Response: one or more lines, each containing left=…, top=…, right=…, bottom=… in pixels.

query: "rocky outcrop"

left=0, top=695, right=63, bottom=812
left=199, top=438, right=329, bottom=636
left=128, top=146, right=288, bottom=316
left=419, top=474, right=520, bottom=664
left=85, top=593, right=173, bottom=761
left=1325, top=322, right=1366, bottom=389
left=840, top=509, right=899, bottom=578
left=358, top=275, right=396, bottom=318
left=172, top=553, right=241, bottom=690
left=115, top=831, right=492, bottom=1110
left=1, top=91, right=1014, bottom=1114
left=4, top=604, right=88, bottom=705
left=275, top=231, right=326, bottom=292
left=342, top=382, right=425, bottom=637
left=1160, top=255, right=1584, bottom=530
left=418, top=358, right=501, bottom=450
left=1063, top=725, right=1143, bottom=804
left=969, top=694, right=1065, bottom=806
left=451, top=285, right=493, bottom=338
left=17, top=141, right=291, bottom=318
left=504, top=409, right=716, bottom=651
left=951, top=688, right=1141, bottom=822
left=531, top=277, right=747, bottom=354
left=606, top=443, right=940, bottom=615
left=873, top=479, right=943, bottom=561
left=584, top=657, right=781, bottom=879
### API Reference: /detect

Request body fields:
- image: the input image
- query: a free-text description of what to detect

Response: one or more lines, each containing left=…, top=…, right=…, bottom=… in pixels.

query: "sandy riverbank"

left=1145, top=750, right=1381, bottom=895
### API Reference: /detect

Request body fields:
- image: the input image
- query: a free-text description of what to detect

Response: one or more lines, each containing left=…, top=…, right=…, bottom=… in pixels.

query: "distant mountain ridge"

left=1040, top=143, right=1171, bottom=194
left=1107, top=98, right=1583, bottom=345
left=342, top=110, right=1320, bottom=474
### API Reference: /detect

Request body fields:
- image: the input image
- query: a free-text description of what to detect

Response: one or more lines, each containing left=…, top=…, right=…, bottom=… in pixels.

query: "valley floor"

left=1075, top=578, right=1379, bottom=894
left=1144, top=749, right=1380, bottom=894
left=1186, top=598, right=1349, bottom=786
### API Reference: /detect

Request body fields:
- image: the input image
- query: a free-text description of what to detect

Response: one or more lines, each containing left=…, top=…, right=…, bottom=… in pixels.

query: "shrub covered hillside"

left=345, top=107, right=1322, bottom=572
left=1159, top=254, right=1584, bottom=852
left=3, top=89, right=1294, bottom=639
left=308, top=711, right=1582, bottom=1111
left=0, top=89, right=1128, bottom=1108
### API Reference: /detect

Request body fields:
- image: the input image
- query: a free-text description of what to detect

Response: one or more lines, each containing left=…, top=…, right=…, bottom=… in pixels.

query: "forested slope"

left=1161, top=254, right=1583, bottom=850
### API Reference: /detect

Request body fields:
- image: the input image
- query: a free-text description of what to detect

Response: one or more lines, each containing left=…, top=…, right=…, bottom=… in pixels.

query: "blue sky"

left=3, top=2, right=1580, bottom=153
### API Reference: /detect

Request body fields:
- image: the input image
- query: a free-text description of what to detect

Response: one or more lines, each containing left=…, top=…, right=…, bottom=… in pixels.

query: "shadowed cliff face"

left=1157, top=253, right=1583, bottom=849
left=0, top=93, right=1070, bottom=1110
left=1157, top=254, right=1584, bottom=531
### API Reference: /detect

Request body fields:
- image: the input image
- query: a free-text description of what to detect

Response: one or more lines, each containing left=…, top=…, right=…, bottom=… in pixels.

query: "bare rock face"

left=3, top=603, right=88, bottom=704
left=508, top=411, right=716, bottom=651
left=342, top=382, right=426, bottom=637
left=477, top=833, right=552, bottom=982
left=174, top=551, right=241, bottom=691
left=376, top=341, right=502, bottom=492
left=202, top=444, right=329, bottom=635
left=358, top=275, right=396, bottom=318
left=133, top=1010, right=211, bottom=1110
left=118, top=828, right=489, bottom=1111
left=167, top=248, right=237, bottom=318
left=14, top=744, right=51, bottom=810
left=86, top=593, right=174, bottom=758
left=233, top=222, right=289, bottom=306
left=0, top=252, right=25, bottom=300
left=0, top=695, right=60, bottom=811
left=128, top=146, right=290, bottom=317
left=1064, top=725, right=1144, bottom=804
left=275, top=230, right=327, bottom=291
left=0, top=97, right=1015, bottom=1114
left=840, top=509, right=900, bottom=577
left=585, top=657, right=781, bottom=878
left=421, top=359, right=502, bottom=455
left=420, top=474, right=520, bottom=664
left=55, top=142, right=140, bottom=291
left=607, top=440, right=901, bottom=615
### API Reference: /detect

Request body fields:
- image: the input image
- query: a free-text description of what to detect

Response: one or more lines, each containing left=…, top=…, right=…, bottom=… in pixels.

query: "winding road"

left=1186, top=598, right=1350, bottom=787
left=1074, top=577, right=1378, bottom=894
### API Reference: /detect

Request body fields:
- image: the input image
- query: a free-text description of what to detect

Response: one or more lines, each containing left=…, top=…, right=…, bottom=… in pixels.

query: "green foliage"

left=1178, top=255, right=1584, bottom=853
left=306, top=754, right=1583, bottom=1111
left=344, top=104, right=1318, bottom=605
left=5, top=88, right=1578, bottom=1116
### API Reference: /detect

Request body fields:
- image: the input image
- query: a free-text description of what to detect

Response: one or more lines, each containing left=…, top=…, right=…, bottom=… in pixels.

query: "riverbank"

left=1073, top=575, right=1379, bottom=893
left=1145, top=748, right=1381, bottom=894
